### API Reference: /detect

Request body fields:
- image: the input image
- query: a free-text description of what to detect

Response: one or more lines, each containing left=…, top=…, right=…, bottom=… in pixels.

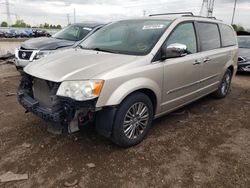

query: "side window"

left=196, top=22, right=221, bottom=51
left=166, top=23, right=197, bottom=54
left=219, top=24, right=236, bottom=47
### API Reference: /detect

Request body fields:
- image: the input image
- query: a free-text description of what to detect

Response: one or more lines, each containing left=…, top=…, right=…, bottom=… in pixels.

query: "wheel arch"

left=121, top=88, right=157, bottom=115
left=96, top=77, right=161, bottom=114
left=227, top=65, right=234, bottom=74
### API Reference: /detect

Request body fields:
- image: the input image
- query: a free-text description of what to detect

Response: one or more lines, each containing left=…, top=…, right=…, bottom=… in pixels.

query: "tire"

left=112, top=92, right=153, bottom=148
left=212, top=69, right=232, bottom=98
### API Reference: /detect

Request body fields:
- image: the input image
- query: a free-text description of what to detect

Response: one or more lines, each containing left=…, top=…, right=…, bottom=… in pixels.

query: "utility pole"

left=231, top=0, right=237, bottom=25
left=74, top=8, right=76, bottom=24
left=67, top=14, right=70, bottom=25
left=200, top=0, right=215, bottom=17
left=200, top=0, right=207, bottom=16
left=5, top=0, right=12, bottom=25
left=207, top=0, right=215, bottom=17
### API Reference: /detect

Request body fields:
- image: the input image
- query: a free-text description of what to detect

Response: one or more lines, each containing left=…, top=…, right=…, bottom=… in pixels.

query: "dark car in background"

left=32, top=29, right=51, bottom=37
left=15, top=22, right=104, bottom=70
left=238, top=36, right=250, bottom=73
left=0, top=30, right=5, bottom=37
left=4, top=28, right=17, bottom=38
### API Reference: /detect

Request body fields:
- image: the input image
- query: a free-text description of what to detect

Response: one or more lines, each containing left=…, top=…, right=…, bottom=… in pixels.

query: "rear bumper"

left=17, top=90, right=64, bottom=123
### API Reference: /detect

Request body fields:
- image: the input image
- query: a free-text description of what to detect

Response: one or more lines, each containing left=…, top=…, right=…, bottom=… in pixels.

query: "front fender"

left=96, top=77, right=161, bottom=111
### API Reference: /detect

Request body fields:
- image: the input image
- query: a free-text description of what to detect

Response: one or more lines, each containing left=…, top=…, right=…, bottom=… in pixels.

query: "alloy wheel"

left=123, top=102, right=149, bottom=139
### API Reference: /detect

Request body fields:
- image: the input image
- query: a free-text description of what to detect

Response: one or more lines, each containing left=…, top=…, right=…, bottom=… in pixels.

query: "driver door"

left=161, top=22, right=203, bottom=112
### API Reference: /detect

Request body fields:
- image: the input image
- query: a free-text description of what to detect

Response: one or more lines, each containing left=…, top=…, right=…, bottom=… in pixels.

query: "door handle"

left=203, top=58, right=211, bottom=63
left=193, top=60, right=202, bottom=65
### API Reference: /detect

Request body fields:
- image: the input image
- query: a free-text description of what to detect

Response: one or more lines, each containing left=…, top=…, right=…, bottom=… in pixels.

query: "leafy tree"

left=5, top=19, right=63, bottom=29
left=56, top=25, right=62, bottom=29
left=43, top=23, right=50, bottom=29
left=232, top=24, right=245, bottom=32
left=0, top=21, right=8, bottom=27
left=12, top=19, right=27, bottom=28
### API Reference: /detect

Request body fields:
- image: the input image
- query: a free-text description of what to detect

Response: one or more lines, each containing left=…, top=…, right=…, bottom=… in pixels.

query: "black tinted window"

left=219, top=24, right=236, bottom=47
left=166, top=23, right=197, bottom=54
left=197, top=22, right=221, bottom=51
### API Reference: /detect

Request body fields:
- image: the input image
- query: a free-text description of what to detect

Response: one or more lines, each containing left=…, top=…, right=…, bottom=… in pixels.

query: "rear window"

left=196, top=22, right=221, bottom=51
left=219, top=24, right=236, bottom=47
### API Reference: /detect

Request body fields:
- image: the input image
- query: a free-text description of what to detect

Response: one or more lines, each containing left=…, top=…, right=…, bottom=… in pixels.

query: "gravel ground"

left=0, top=64, right=249, bottom=188
left=0, top=39, right=27, bottom=56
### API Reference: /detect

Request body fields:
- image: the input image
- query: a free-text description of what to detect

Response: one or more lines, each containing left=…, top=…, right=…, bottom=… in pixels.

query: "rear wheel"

left=212, top=69, right=232, bottom=98
left=112, top=92, right=153, bottom=148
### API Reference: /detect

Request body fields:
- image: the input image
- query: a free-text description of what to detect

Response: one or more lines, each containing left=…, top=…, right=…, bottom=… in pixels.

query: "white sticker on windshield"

left=83, top=27, right=93, bottom=31
left=142, top=24, right=164, bottom=30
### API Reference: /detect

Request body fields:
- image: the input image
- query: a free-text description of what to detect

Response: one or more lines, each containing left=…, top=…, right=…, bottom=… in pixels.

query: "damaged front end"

left=17, top=74, right=97, bottom=133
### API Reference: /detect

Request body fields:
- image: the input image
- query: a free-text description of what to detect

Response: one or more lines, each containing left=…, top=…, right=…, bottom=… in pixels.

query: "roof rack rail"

left=182, top=15, right=220, bottom=20
left=149, top=12, right=194, bottom=17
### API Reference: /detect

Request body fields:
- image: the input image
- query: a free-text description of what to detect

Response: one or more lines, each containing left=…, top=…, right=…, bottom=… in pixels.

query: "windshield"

left=79, top=19, right=171, bottom=55
left=53, top=25, right=93, bottom=41
left=238, top=36, right=250, bottom=49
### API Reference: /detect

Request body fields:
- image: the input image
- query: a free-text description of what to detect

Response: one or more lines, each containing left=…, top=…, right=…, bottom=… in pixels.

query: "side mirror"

left=162, top=43, right=188, bottom=59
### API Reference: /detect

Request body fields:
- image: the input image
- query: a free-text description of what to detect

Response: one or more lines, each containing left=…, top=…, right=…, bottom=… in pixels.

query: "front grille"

left=32, top=78, right=60, bottom=109
left=18, top=50, right=33, bottom=60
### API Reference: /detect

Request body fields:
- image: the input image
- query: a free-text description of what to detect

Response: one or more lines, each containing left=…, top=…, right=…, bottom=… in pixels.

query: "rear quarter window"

left=196, top=22, right=221, bottom=51
left=219, top=24, right=236, bottom=47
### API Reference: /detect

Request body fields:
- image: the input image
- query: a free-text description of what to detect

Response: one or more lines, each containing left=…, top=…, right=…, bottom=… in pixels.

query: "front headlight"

left=15, top=48, right=18, bottom=58
left=35, top=51, right=54, bottom=60
left=56, top=80, right=104, bottom=101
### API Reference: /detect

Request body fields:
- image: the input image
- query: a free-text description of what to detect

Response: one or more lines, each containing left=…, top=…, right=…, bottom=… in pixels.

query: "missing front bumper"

left=17, top=74, right=117, bottom=137
left=17, top=90, right=65, bottom=123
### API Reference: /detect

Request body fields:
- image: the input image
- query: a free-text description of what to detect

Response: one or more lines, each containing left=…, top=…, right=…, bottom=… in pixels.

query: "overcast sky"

left=0, top=0, right=249, bottom=29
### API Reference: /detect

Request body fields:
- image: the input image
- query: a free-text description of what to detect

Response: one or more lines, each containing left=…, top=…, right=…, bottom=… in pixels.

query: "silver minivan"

left=17, top=13, right=238, bottom=147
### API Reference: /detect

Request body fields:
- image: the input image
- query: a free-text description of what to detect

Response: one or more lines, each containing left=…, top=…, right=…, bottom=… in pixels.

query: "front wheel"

left=212, top=69, right=233, bottom=98
left=112, top=92, right=153, bottom=148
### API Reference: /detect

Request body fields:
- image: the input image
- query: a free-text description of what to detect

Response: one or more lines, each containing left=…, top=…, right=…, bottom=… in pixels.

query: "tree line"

left=0, top=20, right=62, bottom=29
left=1, top=19, right=248, bottom=33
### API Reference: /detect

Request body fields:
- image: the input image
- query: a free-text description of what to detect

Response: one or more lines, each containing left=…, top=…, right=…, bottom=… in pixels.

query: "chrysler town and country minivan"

left=17, top=13, right=238, bottom=147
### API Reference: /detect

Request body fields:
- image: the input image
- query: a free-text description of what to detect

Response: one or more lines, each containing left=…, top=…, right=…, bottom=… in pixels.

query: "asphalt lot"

left=0, top=63, right=249, bottom=188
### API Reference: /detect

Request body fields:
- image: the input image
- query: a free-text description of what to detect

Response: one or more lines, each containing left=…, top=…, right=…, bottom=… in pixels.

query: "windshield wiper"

left=78, top=46, right=117, bottom=53
left=90, top=47, right=117, bottom=53
left=78, top=45, right=89, bottom=50
left=53, top=36, right=65, bottom=40
left=53, top=36, right=75, bottom=41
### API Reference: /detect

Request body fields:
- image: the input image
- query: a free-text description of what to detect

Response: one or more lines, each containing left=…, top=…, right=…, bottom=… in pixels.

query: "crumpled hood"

left=24, top=48, right=138, bottom=82
left=21, top=37, right=75, bottom=50
left=239, top=48, right=250, bottom=60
